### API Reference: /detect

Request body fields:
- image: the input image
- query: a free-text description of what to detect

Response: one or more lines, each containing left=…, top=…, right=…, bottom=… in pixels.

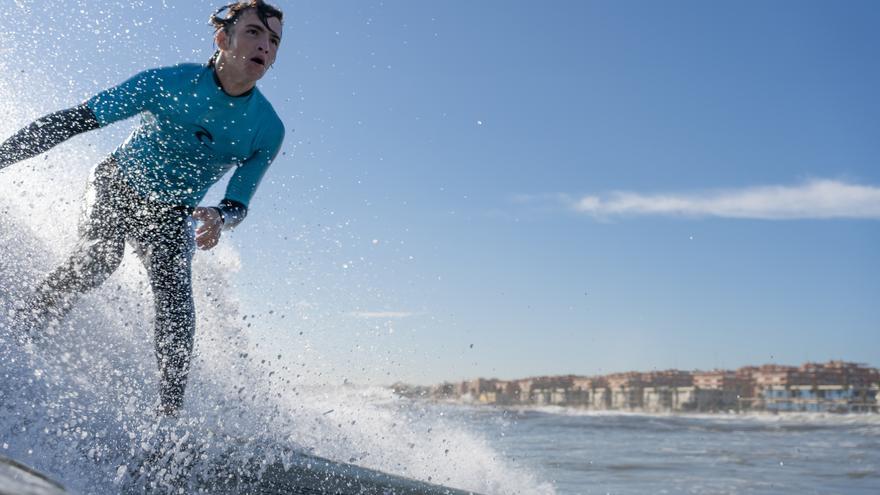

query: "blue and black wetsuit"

left=0, top=63, right=284, bottom=415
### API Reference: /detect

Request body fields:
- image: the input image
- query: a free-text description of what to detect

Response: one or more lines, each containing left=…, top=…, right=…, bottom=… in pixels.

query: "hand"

left=192, top=206, right=223, bottom=250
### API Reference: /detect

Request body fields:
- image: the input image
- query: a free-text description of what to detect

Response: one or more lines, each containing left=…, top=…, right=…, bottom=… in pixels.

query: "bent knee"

left=77, top=238, right=125, bottom=283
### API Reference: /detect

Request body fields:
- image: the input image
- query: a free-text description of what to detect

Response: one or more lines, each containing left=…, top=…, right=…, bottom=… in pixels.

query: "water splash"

left=0, top=33, right=552, bottom=495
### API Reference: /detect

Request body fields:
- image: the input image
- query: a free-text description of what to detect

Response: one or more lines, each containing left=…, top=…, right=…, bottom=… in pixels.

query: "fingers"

left=195, top=225, right=220, bottom=250
left=196, top=237, right=217, bottom=250
left=192, top=206, right=209, bottom=221
left=192, top=207, right=222, bottom=250
left=192, top=206, right=221, bottom=225
left=196, top=235, right=217, bottom=250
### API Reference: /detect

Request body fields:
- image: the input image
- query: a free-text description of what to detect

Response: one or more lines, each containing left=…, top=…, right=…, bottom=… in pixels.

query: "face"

left=216, top=9, right=283, bottom=81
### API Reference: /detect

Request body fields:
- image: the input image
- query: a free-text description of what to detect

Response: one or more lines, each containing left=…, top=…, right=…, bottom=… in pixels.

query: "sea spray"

left=0, top=38, right=553, bottom=495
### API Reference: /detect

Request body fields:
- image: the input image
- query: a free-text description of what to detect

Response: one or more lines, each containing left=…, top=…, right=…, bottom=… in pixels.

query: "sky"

left=2, top=0, right=878, bottom=385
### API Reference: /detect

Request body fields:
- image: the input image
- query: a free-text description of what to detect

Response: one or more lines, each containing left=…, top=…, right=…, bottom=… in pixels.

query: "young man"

left=0, top=0, right=285, bottom=416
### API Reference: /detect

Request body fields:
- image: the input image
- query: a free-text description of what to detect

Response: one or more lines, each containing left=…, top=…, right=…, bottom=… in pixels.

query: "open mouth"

left=250, top=56, right=266, bottom=66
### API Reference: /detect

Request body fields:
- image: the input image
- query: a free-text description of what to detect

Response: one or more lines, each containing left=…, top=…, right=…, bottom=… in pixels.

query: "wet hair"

left=208, top=0, right=283, bottom=66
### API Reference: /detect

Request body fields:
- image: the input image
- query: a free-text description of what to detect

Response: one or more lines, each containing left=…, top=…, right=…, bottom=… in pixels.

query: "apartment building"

left=424, top=361, right=879, bottom=413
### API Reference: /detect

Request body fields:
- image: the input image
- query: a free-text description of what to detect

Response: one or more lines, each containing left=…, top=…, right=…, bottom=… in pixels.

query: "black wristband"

left=215, top=199, right=248, bottom=229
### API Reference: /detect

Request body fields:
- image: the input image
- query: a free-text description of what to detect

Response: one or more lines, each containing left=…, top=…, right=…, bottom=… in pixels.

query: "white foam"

left=508, top=404, right=880, bottom=427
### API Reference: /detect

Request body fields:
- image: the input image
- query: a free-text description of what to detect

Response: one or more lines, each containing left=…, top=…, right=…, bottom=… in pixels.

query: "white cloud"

left=353, top=311, right=415, bottom=319
left=569, top=179, right=880, bottom=220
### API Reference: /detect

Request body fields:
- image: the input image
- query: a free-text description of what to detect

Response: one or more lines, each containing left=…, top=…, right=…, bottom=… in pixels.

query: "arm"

left=192, top=122, right=284, bottom=250
left=0, top=105, right=100, bottom=170
left=2, top=67, right=163, bottom=171
left=191, top=158, right=268, bottom=250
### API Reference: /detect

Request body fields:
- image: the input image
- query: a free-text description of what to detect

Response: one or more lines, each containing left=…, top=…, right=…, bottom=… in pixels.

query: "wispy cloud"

left=567, top=179, right=880, bottom=220
left=353, top=311, right=415, bottom=319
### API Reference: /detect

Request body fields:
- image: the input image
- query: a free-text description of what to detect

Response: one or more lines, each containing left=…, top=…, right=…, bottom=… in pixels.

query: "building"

left=642, top=371, right=694, bottom=412
left=418, top=360, right=879, bottom=413
left=755, top=362, right=879, bottom=413
left=607, top=372, right=644, bottom=410
left=529, top=376, right=576, bottom=405
left=692, top=370, right=747, bottom=411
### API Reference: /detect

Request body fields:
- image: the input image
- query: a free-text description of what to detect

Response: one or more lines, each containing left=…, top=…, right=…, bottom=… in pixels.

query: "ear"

left=215, top=29, right=230, bottom=51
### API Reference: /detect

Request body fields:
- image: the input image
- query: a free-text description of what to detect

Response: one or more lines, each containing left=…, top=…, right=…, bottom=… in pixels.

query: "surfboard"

left=119, top=432, right=483, bottom=495
left=196, top=449, right=480, bottom=494
left=4, top=450, right=481, bottom=495
left=0, top=455, right=68, bottom=495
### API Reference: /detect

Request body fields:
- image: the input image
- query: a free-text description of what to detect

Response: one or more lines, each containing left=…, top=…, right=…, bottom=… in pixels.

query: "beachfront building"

left=459, top=378, right=494, bottom=400
left=529, top=376, right=576, bottom=405
left=570, top=377, right=608, bottom=408
left=754, top=362, right=879, bottom=413
left=689, top=370, right=748, bottom=411
left=607, top=372, right=644, bottom=410
left=642, top=371, right=694, bottom=412
left=423, top=360, right=879, bottom=413
left=672, top=387, right=698, bottom=411
left=735, top=366, right=759, bottom=410
left=643, top=386, right=674, bottom=411
left=454, top=378, right=517, bottom=404
left=430, top=382, right=457, bottom=399
left=591, top=387, right=611, bottom=409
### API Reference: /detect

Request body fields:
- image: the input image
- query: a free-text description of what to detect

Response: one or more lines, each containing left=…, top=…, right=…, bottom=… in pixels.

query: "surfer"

left=0, top=0, right=285, bottom=417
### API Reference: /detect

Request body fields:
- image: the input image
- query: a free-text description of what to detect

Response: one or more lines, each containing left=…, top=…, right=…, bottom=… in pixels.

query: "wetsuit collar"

left=211, top=66, right=255, bottom=98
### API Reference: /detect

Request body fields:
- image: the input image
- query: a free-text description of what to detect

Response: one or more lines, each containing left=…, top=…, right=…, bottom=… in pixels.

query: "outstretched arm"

left=0, top=105, right=100, bottom=169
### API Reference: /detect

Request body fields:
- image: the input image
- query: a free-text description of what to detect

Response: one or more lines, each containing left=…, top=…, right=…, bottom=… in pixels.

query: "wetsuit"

left=0, top=63, right=284, bottom=415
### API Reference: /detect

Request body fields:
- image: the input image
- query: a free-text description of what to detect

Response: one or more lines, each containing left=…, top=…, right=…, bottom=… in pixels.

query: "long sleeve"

left=221, top=118, right=285, bottom=215
left=84, top=68, right=162, bottom=127
left=0, top=105, right=100, bottom=170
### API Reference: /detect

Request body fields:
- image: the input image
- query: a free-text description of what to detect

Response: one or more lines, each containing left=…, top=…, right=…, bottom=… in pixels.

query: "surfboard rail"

left=0, top=455, right=68, bottom=495
left=2, top=450, right=483, bottom=495
left=198, top=449, right=482, bottom=494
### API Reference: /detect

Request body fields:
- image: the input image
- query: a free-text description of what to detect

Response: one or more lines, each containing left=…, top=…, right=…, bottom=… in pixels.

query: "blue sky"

left=3, top=0, right=879, bottom=384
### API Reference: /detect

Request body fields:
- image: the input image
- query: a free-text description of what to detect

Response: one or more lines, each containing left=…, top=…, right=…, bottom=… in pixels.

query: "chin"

left=246, top=65, right=267, bottom=80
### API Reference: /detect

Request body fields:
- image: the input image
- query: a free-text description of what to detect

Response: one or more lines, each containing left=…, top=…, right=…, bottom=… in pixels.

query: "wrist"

left=211, top=206, right=225, bottom=226
left=215, top=199, right=248, bottom=230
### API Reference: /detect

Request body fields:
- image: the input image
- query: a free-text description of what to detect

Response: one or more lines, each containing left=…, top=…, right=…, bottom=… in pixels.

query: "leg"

left=138, top=214, right=196, bottom=416
left=14, top=160, right=125, bottom=335
left=18, top=238, right=124, bottom=332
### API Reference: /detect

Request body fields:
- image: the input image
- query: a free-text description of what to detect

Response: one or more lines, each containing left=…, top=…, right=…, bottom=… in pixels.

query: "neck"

left=213, top=55, right=256, bottom=96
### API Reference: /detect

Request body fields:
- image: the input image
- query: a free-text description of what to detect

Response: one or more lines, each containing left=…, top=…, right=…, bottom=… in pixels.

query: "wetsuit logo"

left=194, top=125, right=214, bottom=147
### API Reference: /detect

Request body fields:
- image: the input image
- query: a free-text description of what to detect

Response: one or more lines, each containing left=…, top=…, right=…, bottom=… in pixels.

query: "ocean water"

left=429, top=403, right=880, bottom=495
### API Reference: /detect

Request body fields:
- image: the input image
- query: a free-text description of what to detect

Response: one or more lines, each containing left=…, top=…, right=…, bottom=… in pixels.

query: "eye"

left=246, top=28, right=258, bottom=35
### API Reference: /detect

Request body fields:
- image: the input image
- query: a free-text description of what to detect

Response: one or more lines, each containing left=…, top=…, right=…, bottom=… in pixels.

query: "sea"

left=434, top=403, right=880, bottom=495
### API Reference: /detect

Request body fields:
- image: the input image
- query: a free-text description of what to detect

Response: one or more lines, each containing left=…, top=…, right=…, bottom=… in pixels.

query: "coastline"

left=410, top=397, right=880, bottom=419
left=394, top=360, right=880, bottom=415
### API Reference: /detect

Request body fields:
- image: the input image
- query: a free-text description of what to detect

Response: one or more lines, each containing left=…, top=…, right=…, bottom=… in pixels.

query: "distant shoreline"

left=411, top=398, right=880, bottom=417
left=393, top=360, right=880, bottom=414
